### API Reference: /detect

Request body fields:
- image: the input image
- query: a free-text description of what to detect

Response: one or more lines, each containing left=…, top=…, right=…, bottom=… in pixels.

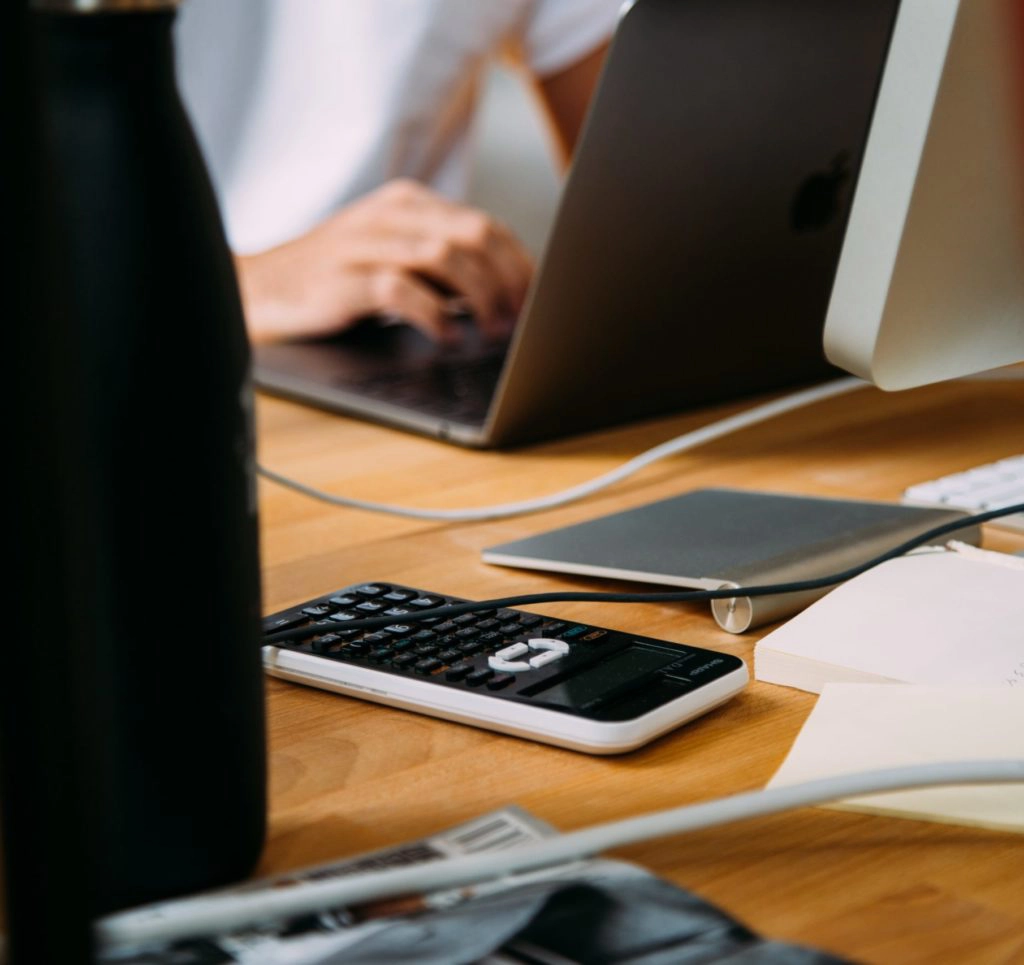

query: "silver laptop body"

left=253, top=0, right=900, bottom=447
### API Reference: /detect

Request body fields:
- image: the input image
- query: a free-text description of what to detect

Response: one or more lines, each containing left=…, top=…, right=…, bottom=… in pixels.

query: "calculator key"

left=539, top=621, right=566, bottom=635
left=414, top=658, right=442, bottom=674
left=354, top=584, right=389, bottom=598
left=328, top=595, right=358, bottom=607
left=409, top=596, right=442, bottom=608
left=486, top=673, right=516, bottom=691
left=384, top=624, right=414, bottom=636
left=393, top=653, right=417, bottom=668
left=301, top=604, right=334, bottom=618
left=362, top=632, right=390, bottom=645
left=382, top=591, right=416, bottom=603
left=528, top=638, right=570, bottom=654
left=475, top=619, right=500, bottom=631
left=488, top=657, right=531, bottom=673
left=329, top=612, right=358, bottom=623
left=411, top=630, right=436, bottom=642
left=561, top=626, right=588, bottom=639
left=263, top=614, right=308, bottom=633
left=455, top=628, right=479, bottom=640
left=433, top=622, right=458, bottom=635
left=414, top=644, right=439, bottom=656
left=391, top=638, right=415, bottom=652
left=528, top=650, right=563, bottom=669
left=383, top=608, right=411, bottom=618
left=452, top=613, right=477, bottom=626
left=445, top=661, right=475, bottom=681
left=498, top=622, right=521, bottom=636
left=473, top=609, right=497, bottom=619
left=478, top=632, right=503, bottom=645
left=459, top=640, right=486, bottom=655
left=368, top=648, right=394, bottom=664
left=465, top=668, right=494, bottom=686
left=356, top=601, right=385, bottom=614
left=495, top=643, right=529, bottom=660
left=310, top=634, right=342, bottom=653
left=437, top=649, right=463, bottom=664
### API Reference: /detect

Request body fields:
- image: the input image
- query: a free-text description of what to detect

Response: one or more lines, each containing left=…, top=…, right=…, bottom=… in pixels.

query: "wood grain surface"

left=256, top=374, right=1024, bottom=964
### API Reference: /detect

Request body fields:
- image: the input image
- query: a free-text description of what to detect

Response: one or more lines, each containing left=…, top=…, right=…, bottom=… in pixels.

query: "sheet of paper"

left=768, top=684, right=1024, bottom=833
left=755, top=551, right=1024, bottom=687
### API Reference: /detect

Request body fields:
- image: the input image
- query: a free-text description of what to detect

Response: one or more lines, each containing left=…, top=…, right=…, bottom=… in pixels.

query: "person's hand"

left=235, top=179, right=534, bottom=345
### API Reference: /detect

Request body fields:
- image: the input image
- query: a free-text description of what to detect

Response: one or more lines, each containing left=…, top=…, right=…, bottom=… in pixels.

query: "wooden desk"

left=256, top=375, right=1024, bottom=964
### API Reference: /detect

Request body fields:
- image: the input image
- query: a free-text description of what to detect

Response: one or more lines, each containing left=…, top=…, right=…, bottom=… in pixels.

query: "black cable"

left=264, top=503, right=1023, bottom=646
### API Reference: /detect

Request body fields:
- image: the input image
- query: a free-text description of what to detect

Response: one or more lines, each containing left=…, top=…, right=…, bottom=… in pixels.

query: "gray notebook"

left=483, top=489, right=975, bottom=633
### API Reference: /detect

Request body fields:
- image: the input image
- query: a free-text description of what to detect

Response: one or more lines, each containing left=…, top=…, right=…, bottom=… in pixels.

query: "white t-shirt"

left=175, top=0, right=621, bottom=254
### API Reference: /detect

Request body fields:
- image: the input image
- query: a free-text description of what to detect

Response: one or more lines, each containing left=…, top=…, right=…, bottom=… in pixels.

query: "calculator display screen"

left=527, top=647, right=678, bottom=709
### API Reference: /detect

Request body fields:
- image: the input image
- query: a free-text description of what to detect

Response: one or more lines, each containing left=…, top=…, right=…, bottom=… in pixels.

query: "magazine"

left=98, top=807, right=846, bottom=965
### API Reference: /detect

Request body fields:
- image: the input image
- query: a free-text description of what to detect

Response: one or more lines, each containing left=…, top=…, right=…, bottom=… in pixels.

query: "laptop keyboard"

left=344, top=349, right=506, bottom=424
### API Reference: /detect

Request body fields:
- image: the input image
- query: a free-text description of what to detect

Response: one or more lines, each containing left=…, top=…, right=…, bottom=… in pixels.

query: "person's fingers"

left=353, top=181, right=533, bottom=335
left=449, top=209, right=534, bottom=322
left=358, top=267, right=455, bottom=343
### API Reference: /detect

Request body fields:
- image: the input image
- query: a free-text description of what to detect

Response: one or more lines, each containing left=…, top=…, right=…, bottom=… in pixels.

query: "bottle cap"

left=32, top=0, right=180, bottom=11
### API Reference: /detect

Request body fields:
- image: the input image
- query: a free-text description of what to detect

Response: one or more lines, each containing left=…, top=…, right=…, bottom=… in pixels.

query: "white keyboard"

left=902, top=455, right=1024, bottom=533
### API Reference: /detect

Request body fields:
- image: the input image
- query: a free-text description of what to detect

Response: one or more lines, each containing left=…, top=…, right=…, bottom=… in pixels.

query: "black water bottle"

left=32, top=0, right=266, bottom=914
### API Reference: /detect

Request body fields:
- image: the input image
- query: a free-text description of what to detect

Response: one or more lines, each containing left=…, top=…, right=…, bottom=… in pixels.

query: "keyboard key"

left=310, top=634, right=342, bottom=654
left=529, top=650, right=563, bottom=669
left=354, top=584, right=389, bottom=598
left=486, top=673, right=516, bottom=691
left=383, top=591, right=416, bottom=603
left=445, top=661, right=475, bottom=681
left=263, top=614, right=308, bottom=633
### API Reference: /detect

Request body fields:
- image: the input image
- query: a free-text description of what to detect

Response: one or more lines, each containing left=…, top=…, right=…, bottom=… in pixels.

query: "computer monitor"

left=823, top=0, right=1024, bottom=388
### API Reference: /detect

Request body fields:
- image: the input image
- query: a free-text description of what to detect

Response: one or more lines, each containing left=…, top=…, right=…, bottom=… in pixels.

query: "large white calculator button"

left=488, top=656, right=531, bottom=673
left=495, top=642, right=530, bottom=660
left=527, top=638, right=570, bottom=654
left=528, top=650, right=563, bottom=669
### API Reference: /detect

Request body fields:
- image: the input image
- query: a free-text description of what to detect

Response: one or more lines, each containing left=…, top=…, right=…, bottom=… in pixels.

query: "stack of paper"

left=755, top=547, right=1024, bottom=693
left=768, top=684, right=1024, bottom=833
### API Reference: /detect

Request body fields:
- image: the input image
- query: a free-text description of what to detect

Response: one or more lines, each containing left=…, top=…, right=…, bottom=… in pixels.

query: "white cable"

left=257, top=377, right=866, bottom=521
left=97, top=759, right=1024, bottom=950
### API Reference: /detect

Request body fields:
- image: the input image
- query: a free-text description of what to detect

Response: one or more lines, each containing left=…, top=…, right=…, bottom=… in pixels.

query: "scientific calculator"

left=262, top=583, right=748, bottom=754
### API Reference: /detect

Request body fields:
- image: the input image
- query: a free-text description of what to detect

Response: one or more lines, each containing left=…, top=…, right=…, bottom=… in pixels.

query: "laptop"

left=253, top=0, right=900, bottom=448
